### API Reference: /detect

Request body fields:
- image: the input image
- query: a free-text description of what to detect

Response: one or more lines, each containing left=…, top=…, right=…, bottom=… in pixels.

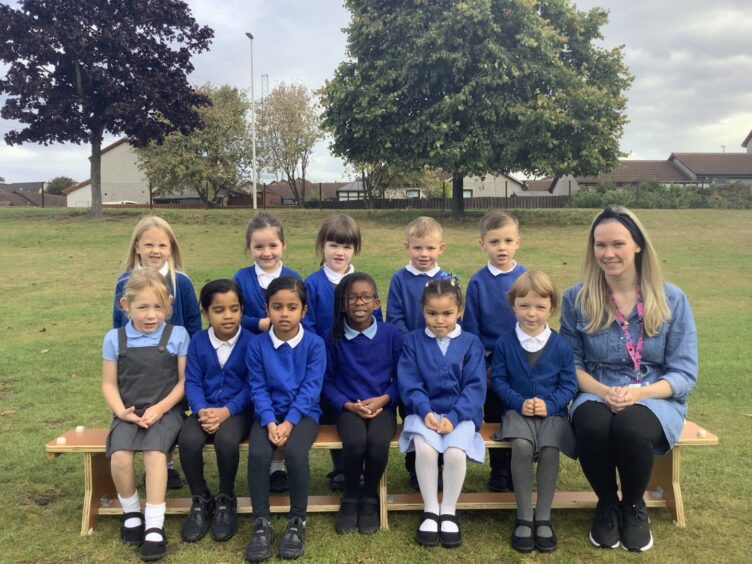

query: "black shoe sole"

left=278, top=548, right=304, bottom=560
left=245, top=548, right=273, bottom=563
left=211, top=525, right=237, bottom=542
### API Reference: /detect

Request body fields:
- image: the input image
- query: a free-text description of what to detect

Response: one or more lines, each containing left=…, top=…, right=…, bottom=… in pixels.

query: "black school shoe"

left=335, top=497, right=358, bottom=534
left=511, top=519, right=535, bottom=553
left=534, top=519, right=557, bottom=552
left=439, top=514, right=462, bottom=548
left=141, top=527, right=167, bottom=561
left=120, top=512, right=144, bottom=545
left=181, top=493, right=215, bottom=542
left=166, top=467, right=183, bottom=489
left=415, top=512, right=440, bottom=547
left=269, top=470, right=289, bottom=493
left=620, top=499, right=654, bottom=552
left=278, top=516, right=306, bottom=560
left=357, top=497, right=380, bottom=535
left=327, top=470, right=346, bottom=492
left=245, top=517, right=274, bottom=562
left=212, top=493, right=239, bottom=542
left=589, top=499, right=621, bottom=548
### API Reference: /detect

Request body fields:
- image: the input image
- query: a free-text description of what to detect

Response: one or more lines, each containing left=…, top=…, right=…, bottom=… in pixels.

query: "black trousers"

left=338, top=409, right=397, bottom=499
left=178, top=411, right=252, bottom=497
left=572, top=401, right=668, bottom=505
left=247, top=416, right=318, bottom=520
left=320, top=397, right=343, bottom=474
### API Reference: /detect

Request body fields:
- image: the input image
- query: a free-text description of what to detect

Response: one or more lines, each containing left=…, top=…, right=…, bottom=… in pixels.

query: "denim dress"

left=559, top=283, right=698, bottom=453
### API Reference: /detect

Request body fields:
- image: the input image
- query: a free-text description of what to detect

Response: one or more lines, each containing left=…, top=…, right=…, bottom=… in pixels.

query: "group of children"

left=103, top=210, right=579, bottom=561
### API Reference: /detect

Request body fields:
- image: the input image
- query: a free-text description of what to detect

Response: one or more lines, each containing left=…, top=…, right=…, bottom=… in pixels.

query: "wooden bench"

left=46, top=420, right=717, bottom=536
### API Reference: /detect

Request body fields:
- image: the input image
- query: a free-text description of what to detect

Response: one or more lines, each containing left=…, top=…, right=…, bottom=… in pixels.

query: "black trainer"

left=245, top=517, right=274, bottom=562
left=327, top=470, right=345, bottom=492
left=212, top=493, right=238, bottom=542
left=269, top=470, right=289, bottom=493
left=181, top=493, right=215, bottom=542
left=278, top=516, right=306, bottom=560
left=620, top=500, right=653, bottom=552
left=589, top=499, right=621, bottom=548
left=334, top=497, right=358, bottom=534
left=167, top=467, right=183, bottom=489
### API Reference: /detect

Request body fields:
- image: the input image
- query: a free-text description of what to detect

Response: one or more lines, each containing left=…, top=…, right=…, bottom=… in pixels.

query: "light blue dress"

left=559, top=282, right=698, bottom=453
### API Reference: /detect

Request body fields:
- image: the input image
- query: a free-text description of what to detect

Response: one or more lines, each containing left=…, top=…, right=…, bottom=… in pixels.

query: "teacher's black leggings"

left=572, top=401, right=668, bottom=506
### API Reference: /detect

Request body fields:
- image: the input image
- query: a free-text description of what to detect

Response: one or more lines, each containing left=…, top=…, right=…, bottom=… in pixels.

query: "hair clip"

left=428, top=271, right=460, bottom=287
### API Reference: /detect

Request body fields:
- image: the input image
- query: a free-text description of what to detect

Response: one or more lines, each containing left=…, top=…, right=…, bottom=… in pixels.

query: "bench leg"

left=379, top=470, right=389, bottom=530
left=81, top=452, right=118, bottom=536
left=647, top=448, right=685, bottom=527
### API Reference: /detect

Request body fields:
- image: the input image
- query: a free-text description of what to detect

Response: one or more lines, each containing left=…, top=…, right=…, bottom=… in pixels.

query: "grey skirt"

left=106, top=409, right=185, bottom=457
left=492, top=410, right=576, bottom=459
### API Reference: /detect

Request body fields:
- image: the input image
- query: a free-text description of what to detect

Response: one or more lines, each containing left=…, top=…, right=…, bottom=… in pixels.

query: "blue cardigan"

left=246, top=329, right=326, bottom=426
left=184, top=329, right=254, bottom=417
left=322, top=321, right=402, bottom=412
left=398, top=329, right=486, bottom=429
left=463, top=264, right=527, bottom=351
left=113, top=270, right=202, bottom=337
left=303, top=268, right=382, bottom=336
left=386, top=268, right=444, bottom=335
left=490, top=328, right=577, bottom=417
left=233, top=265, right=302, bottom=333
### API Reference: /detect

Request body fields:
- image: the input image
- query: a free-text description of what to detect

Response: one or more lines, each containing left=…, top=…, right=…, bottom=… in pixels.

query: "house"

left=461, top=173, right=524, bottom=198
left=0, top=181, right=66, bottom=206
left=575, top=160, right=695, bottom=188
left=228, top=180, right=348, bottom=206
left=517, top=175, right=578, bottom=197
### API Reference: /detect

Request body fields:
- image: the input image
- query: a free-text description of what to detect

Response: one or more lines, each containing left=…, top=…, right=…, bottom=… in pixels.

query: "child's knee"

left=143, top=450, right=167, bottom=468
left=110, top=450, right=134, bottom=471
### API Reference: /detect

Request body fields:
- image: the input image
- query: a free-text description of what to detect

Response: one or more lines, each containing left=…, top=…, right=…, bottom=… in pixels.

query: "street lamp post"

left=245, top=32, right=257, bottom=209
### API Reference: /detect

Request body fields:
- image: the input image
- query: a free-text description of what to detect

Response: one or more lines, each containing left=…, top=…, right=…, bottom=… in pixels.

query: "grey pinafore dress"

left=105, top=324, right=185, bottom=457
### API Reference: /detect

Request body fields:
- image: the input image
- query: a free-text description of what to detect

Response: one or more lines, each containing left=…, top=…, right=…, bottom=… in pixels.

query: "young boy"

left=387, top=216, right=447, bottom=489
left=463, top=210, right=527, bottom=492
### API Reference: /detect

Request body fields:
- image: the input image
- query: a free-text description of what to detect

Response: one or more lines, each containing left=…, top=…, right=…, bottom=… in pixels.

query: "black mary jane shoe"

left=357, top=497, right=380, bottom=535
left=534, top=519, right=557, bottom=552
left=415, top=512, right=440, bottom=547
left=511, top=519, right=535, bottom=553
left=335, top=497, right=359, bottom=534
left=439, top=514, right=462, bottom=548
left=140, top=527, right=167, bottom=561
left=119, top=512, right=144, bottom=545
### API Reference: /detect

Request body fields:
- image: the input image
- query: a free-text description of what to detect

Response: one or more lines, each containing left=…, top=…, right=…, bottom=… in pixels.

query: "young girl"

left=323, top=273, right=402, bottom=535
left=490, top=271, right=578, bottom=553
left=178, top=280, right=253, bottom=544
left=101, top=268, right=189, bottom=561
left=398, top=278, right=486, bottom=549
left=233, top=212, right=302, bottom=334
left=244, top=276, right=326, bottom=562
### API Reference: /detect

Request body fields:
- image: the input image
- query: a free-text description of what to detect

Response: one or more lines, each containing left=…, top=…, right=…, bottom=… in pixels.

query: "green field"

left=0, top=207, right=749, bottom=563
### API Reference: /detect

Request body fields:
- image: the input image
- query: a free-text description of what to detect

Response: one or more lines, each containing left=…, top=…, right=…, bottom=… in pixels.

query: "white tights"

left=414, top=436, right=466, bottom=533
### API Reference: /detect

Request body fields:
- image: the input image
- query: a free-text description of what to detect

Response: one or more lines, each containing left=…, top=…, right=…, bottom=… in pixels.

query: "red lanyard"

left=609, top=284, right=644, bottom=380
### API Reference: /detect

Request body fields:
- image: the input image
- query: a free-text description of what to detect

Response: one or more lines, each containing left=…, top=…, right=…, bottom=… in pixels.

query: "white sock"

left=270, top=459, right=286, bottom=474
left=439, top=448, right=466, bottom=533
left=118, top=492, right=142, bottom=528
left=144, top=502, right=165, bottom=542
left=414, top=437, right=439, bottom=533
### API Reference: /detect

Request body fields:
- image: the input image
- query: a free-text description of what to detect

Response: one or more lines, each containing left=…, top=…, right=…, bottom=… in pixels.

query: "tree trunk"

left=451, top=172, right=465, bottom=219
left=88, top=129, right=104, bottom=217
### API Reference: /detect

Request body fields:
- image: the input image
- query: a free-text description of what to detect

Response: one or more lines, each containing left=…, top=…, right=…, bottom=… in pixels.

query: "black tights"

left=572, top=401, right=668, bottom=505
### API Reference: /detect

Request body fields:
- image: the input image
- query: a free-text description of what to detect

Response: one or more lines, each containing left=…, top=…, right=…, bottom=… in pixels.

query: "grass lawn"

left=0, top=207, right=749, bottom=563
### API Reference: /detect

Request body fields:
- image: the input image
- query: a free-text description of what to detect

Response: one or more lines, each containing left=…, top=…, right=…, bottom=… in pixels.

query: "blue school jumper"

left=398, top=328, right=486, bottom=430
left=113, top=270, right=202, bottom=337
left=184, top=328, right=254, bottom=416
left=246, top=329, right=326, bottom=426
left=386, top=267, right=445, bottom=335
left=233, top=265, right=302, bottom=333
left=490, top=328, right=577, bottom=417
left=463, top=263, right=527, bottom=352
left=322, top=321, right=402, bottom=412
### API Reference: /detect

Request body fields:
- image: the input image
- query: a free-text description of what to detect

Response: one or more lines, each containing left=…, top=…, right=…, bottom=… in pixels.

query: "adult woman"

left=560, top=206, right=697, bottom=552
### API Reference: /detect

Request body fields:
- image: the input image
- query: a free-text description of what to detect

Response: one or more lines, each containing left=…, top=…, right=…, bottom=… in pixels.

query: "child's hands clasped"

left=522, top=398, right=548, bottom=417
left=138, top=405, right=165, bottom=428
left=345, top=395, right=389, bottom=419
left=424, top=412, right=454, bottom=435
left=117, top=405, right=142, bottom=424
left=267, top=420, right=294, bottom=446
left=198, top=407, right=231, bottom=434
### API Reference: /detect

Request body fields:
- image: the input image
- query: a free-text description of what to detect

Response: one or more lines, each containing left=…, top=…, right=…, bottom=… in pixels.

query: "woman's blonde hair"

left=576, top=206, right=670, bottom=336
left=121, top=268, right=173, bottom=320
left=122, top=216, right=183, bottom=291
left=508, top=271, right=559, bottom=314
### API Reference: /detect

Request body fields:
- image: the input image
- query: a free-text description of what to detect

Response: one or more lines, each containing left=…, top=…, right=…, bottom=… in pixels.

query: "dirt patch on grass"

left=20, top=488, right=63, bottom=507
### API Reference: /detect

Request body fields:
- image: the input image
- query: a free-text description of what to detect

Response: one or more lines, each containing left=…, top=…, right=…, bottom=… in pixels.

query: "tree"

left=320, top=0, right=631, bottom=218
left=347, top=161, right=445, bottom=205
left=136, top=84, right=253, bottom=207
left=257, top=83, right=322, bottom=207
left=0, top=0, right=213, bottom=216
left=45, top=176, right=76, bottom=195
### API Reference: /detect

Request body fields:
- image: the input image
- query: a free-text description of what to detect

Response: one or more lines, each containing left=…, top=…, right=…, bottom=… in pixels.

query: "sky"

left=1, top=0, right=751, bottom=184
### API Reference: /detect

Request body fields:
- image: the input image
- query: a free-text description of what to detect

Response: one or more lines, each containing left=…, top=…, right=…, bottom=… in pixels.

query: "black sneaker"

left=589, top=499, right=620, bottom=548
left=327, top=470, right=345, bottom=492
left=270, top=470, right=289, bottom=493
left=212, top=493, right=238, bottom=542
left=181, top=493, right=215, bottom=542
left=245, top=517, right=274, bottom=562
left=167, top=467, right=183, bottom=489
left=278, top=516, right=306, bottom=560
left=620, top=500, right=653, bottom=552
left=335, top=497, right=358, bottom=534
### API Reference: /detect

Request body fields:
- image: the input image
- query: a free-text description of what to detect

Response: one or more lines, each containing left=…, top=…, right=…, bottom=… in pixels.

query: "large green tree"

left=136, top=84, right=253, bottom=207
left=0, top=0, right=212, bottom=216
left=320, top=0, right=631, bottom=217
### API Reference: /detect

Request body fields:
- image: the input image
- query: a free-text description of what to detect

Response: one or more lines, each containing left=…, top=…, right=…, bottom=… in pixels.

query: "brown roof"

left=742, top=130, right=752, bottom=149
left=265, top=179, right=349, bottom=200
left=577, top=160, right=690, bottom=184
left=0, top=192, right=30, bottom=206
left=670, top=153, right=752, bottom=176
left=0, top=191, right=66, bottom=206
left=522, top=178, right=555, bottom=192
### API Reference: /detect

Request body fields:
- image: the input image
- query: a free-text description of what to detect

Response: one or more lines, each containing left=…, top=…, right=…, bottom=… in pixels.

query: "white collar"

left=344, top=318, right=378, bottom=340
left=487, top=261, right=517, bottom=276
left=424, top=324, right=462, bottom=340
left=515, top=323, right=551, bottom=353
left=323, top=264, right=354, bottom=284
left=208, top=326, right=241, bottom=349
left=137, top=262, right=170, bottom=277
left=270, top=326, right=305, bottom=349
left=255, top=262, right=283, bottom=279
left=405, top=263, right=441, bottom=277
